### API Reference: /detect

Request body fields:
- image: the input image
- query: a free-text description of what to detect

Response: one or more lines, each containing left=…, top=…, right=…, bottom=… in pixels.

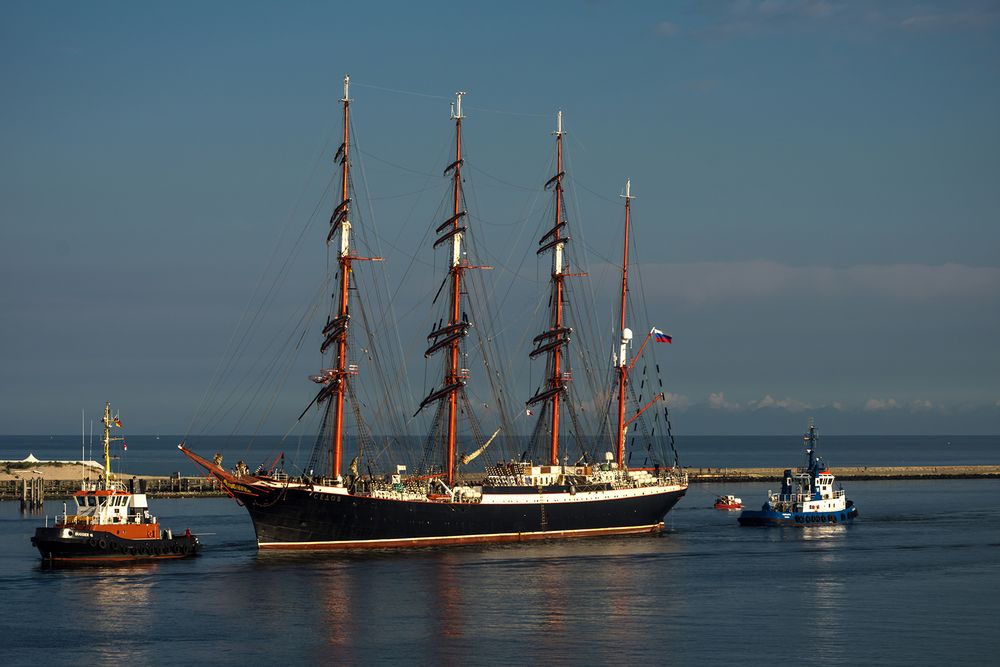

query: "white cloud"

left=688, top=79, right=720, bottom=93
left=901, top=10, right=1000, bottom=31
left=636, top=261, right=1000, bottom=304
left=695, top=0, right=842, bottom=35
left=708, top=391, right=741, bottom=411
left=864, top=398, right=899, bottom=411
left=664, top=392, right=690, bottom=410
left=748, top=394, right=811, bottom=412
left=654, top=21, right=679, bottom=36
left=753, top=0, right=837, bottom=19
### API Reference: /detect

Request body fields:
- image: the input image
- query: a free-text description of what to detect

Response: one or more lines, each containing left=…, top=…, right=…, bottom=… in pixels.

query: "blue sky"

left=1, top=0, right=998, bottom=435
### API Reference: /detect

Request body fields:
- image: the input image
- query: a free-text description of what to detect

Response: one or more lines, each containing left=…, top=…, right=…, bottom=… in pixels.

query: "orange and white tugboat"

left=32, top=402, right=201, bottom=564
left=713, top=494, right=743, bottom=510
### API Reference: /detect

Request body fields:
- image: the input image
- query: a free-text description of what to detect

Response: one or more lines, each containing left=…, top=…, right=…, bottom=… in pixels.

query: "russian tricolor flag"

left=652, top=328, right=672, bottom=344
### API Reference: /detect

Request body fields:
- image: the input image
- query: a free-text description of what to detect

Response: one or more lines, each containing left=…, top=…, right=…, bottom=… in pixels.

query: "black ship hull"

left=231, top=484, right=687, bottom=549
left=32, top=527, right=201, bottom=564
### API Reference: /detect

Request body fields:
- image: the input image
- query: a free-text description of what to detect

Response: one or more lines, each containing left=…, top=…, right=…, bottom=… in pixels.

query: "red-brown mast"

left=616, top=179, right=633, bottom=467
left=528, top=111, right=573, bottom=466
left=310, top=76, right=381, bottom=482
left=330, top=75, right=353, bottom=480
left=414, top=92, right=494, bottom=486
left=445, top=92, right=467, bottom=487
left=549, top=112, right=566, bottom=466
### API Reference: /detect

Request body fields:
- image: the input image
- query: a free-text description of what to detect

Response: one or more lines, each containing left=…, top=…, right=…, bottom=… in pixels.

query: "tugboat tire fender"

left=88, top=538, right=98, bottom=547
left=98, top=539, right=108, bottom=550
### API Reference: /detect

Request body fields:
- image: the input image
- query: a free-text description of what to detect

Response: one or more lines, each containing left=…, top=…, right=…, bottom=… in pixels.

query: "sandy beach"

left=0, top=461, right=105, bottom=482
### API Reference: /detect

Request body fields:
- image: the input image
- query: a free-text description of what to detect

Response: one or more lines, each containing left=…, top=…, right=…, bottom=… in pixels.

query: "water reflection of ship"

left=67, top=572, right=156, bottom=664
left=319, top=562, right=355, bottom=655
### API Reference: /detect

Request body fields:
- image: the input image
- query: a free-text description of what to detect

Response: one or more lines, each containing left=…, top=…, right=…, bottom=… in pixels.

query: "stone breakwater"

left=685, top=465, right=1000, bottom=483
left=2, top=465, right=998, bottom=500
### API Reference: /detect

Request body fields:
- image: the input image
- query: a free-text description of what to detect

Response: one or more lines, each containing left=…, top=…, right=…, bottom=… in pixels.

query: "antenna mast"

left=100, top=401, right=123, bottom=489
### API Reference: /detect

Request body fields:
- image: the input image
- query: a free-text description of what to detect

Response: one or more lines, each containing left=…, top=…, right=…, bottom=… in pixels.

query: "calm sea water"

left=1, top=436, right=998, bottom=665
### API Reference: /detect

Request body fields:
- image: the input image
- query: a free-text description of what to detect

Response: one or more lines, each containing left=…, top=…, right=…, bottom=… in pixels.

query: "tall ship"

left=738, top=419, right=859, bottom=527
left=180, top=77, right=687, bottom=549
left=32, top=402, right=201, bottom=563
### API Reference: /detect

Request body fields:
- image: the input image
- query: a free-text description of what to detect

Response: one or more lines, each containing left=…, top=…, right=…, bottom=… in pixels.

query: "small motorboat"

left=714, top=494, right=743, bottom=510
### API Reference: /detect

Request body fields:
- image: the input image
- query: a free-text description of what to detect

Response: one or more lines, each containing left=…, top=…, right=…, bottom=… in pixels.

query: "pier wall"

left=1, top=465, right=997, bottom=500
left=685, top=465, right=1000, bottom=483
left=0, top=476, right=226, bottom=500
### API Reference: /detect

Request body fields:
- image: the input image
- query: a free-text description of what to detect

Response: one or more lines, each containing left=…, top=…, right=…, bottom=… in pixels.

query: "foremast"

left=314, top=74, right=381, bottom=481
left=528, top=111, right=579, bottom=466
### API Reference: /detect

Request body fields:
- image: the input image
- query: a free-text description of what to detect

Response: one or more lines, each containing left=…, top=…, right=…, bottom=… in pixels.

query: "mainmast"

left=528, top=111, right=574, bottom=466
left=616, top=179, right=633, bottom=467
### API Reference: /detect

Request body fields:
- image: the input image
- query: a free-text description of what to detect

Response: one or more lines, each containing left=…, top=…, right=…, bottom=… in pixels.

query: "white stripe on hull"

left=479, top=484, right=687, bottom=504
left=257, top=522, right=666, bottom=549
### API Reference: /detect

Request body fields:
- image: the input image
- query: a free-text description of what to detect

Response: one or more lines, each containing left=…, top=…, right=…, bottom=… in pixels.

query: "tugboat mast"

left=804, top=417, right=818, bottom=469
left=100, top=401, right=122, bottom=489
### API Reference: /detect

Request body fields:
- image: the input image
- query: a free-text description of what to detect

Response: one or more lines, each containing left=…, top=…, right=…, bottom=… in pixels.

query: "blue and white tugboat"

left=738, top=420, right=858, bottom=527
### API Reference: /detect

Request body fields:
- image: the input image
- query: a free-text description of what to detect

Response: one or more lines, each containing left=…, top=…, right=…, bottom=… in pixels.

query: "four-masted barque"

left=180, top=76, right=688, bottom=549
